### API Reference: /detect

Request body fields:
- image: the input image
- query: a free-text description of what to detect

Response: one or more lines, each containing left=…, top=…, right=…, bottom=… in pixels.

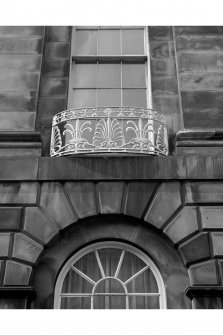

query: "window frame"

left=54, top=241, right=167, bottom=309
left=67, top=26, right=152, bottom=109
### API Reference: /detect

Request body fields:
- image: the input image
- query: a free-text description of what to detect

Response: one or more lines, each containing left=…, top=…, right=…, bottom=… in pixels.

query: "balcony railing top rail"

left=50, top=107, right=169, bottom=157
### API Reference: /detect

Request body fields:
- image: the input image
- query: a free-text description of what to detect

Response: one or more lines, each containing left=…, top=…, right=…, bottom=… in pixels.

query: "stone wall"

left=149, top=26, right=183, bottom=153
left=0, top=26, right=44, bottom=131
left=36, top=27, right=71, bottom=156
left=1, top=26, right=223, bottom=155
left=0, top=156, right=223, bottom=308
left=175, top=26, right=223, bottom=129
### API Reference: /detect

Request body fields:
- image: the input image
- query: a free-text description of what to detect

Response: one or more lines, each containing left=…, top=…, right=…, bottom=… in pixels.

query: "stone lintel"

left=1, top=155, right=223, bottom=180
left=37, top=156, right=223, bottom=181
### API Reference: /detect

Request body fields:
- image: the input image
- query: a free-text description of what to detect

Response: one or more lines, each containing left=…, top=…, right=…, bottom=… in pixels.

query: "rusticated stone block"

left=151, top=58, right=176, bottom=75
left=40, top=182, right=77, bottom=229
left=44, top=42, right=70, bottom=59
left=175, top=26, right=223, bottom=35
left=181, top=91, right=223, bottom=110
left=153, top=95, right=180, bottom=115
left=176, top=36, right=223, bottom=52
left=0, top=233, right=10, bottom=256
left=125, top=182, right=158, bottom=218
left=40, top=77, right=68, bottom=96
left=0, top=183, right=38, bottom=204
left=178, top=53, right=223, bottom=74
left=54, top=42, right=70, bottom=58
left=200, top=207, right=223, bottom=229
left=98, top=182, right=124, bottom=214
left=0, top=208, right=21, bottom=230
left=0, top=91, right=37, bottom=113
left=12, top=233, right=43, bottom=263
left=0, top=37, right=43, bottom=54
left=0, top=26, right=44, bottom=37
left=149, top=26, right=173, bottom=41
left=186, top=182, right=223, bottom=203
left=179, top=232, right=210, bottom=264
left=0, top=72, right=40, bottom=91
left=183, top=108, right=223, bottom=129
left=42, top=58, right=69, bottom=77
left=145, top=182, right=181, bottom=229
left=0, top=54, right=42, bottom=72
left=37, top=97, right=67, bottom=117
left=45, top=27, right=70, bottom=42
left=4, top=260, right=32, bottom=285
left=211, top=233, right=223, bottom=256
left=150, top=41, right=171, bottom=58
left=163, top=207, right=198, bottom=244
left=24, top=207, right=58, bottom=244
left=189, top=260, right=218, bottom=285
left=151, top=76, right=178, bottom=95
left=180, top=73, right=223, bottom=91
left=0, top=112, right=36, bottom=131
left=65, top=182, right=97, bottom=218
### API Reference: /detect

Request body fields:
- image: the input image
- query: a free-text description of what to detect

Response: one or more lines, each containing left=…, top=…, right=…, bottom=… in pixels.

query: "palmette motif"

left=50, top=107, right=168, bottom=156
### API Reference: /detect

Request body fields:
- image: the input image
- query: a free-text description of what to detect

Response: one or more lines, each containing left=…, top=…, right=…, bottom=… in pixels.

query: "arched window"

left=54, top=242, right=166, bottom=309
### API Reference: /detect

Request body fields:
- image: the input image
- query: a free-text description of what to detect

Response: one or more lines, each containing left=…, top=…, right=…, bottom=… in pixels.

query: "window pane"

left=74, top=250, right=101, bottom=282
left=61, top=297, right=91, bottom=309
left=129, top=296, right=159, bottom=309
left=98, top=64, right=121, bottom=88
left=72, top=89, right=96, bottom=108
left=73, top=64, right=97, bottom=88
left=122, top=64, right=146, bottom=88
left=98, top=30, right=121, bottom=55
left=74, top=30, right=97, bottom=55
left=118, top=251, right=146, bottom=283
left=98, top=248, right=122, bottom=277
left=123, top=89, right=147, bottom=107
left=98, top=89, right=121, bottom=107
left=62, top=269, right=93, bottom=294
left=122, top=29, right=145, bottom=55
left=126, top=269, right=158, bottom=293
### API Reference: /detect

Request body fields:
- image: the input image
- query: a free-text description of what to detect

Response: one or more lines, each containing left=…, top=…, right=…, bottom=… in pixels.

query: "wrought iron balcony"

left=50, top=107, right=169, bottom=156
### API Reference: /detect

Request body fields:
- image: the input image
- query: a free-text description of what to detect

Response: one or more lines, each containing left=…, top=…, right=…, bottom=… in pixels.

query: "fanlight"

left=50, top=107, right=169, bottom=156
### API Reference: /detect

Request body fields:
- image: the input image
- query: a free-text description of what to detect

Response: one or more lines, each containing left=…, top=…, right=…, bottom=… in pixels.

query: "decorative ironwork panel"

left=50, top=107, right=169, bottom=156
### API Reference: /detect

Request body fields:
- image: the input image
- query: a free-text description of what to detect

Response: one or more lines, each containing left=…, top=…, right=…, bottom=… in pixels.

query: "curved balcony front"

left=50, top=107, right=169, bottom=156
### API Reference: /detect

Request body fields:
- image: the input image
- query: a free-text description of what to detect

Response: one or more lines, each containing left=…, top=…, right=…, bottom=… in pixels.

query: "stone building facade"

left=0, top=26, right=223, bottom=309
